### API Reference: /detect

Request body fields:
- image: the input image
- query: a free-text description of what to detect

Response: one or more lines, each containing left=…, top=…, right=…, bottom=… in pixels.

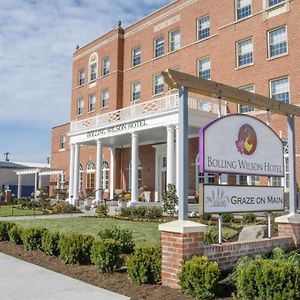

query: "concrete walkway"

left=0, top=253, right=130, bottom=300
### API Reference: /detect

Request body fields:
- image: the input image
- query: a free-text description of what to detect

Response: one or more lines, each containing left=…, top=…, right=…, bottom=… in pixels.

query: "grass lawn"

left=0, top=205, right=43, bottom=217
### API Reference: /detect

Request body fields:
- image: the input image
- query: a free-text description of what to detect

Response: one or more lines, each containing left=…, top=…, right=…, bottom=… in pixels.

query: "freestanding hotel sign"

left=199, top=114, right=284, bottom=177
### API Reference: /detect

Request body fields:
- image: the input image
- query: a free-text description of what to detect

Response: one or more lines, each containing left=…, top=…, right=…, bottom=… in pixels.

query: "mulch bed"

left=0, top=241, right=192, bottom=300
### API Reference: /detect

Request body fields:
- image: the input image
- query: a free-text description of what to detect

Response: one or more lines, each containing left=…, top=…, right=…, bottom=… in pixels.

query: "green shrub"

left=162, top=184, right=178, bottom=216
left=91, top=238, right=123, bottom=273
left=8, top=225, right=23, bottom=245
left=21, top=227, right=47, bottom=250
left=98, top=226, right=135, bottom=254
left=178, top=256, right=220, bottom=300
left=41, top=231, right=60, bottom=256
left=59, top=234, right=94, bottom=264
left=204, top=227, right=219, bottom=245
left=0, top=221, right=15, bottom=241
left=145, top=207, right=163, bottom=219
left=201, top=213, right=212, bottom=221
left=236, top=257, right=300, bottom=300
left=127, top=245, right=161, bottom=284
left=222, top=213, right=234, bottom=223
left=120, top=206, right=163, bottom=219
left=95, top=204, right=109, bottom=217
left=44, top=202, right=79, bottom=214
left=243, top=213, right=256, bottom=224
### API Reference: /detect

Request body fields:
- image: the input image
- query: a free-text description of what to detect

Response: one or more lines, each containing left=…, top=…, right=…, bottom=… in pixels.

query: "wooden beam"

left=162, top=69, right=300, bottom=116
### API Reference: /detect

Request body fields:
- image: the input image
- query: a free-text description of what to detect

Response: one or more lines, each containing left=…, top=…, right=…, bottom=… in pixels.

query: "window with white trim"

left=239, top=85, right=255, bottom=113
left=86, top=161, right=95, bottom=191
left=88, top=94, right=96, bottom=112
left=197, top=57, right=211, bottom=79
left=78, top=69, right=85, bottom=86
left=268, top=26, right=287, bottom=58
left=154, top=36, right=164, bottom=58
left=77, top=98, right=84, bottom=115
left=236, top=0, right=252, bottom=20
left=267, top=0, right=285, bottom=8
left=131, top=81, right=141, bottom=101
left=154, top=74, right=164, bottom=94
left=237, top=38, right=253, bottom=67
left=238, top=175, right=248, bottom=185
left=169, top=29, right=180, bottom=51
left=197, top=16, right=210, bottom=40
left=59, top=134, right=66, bottom=150
left=102, top=161, right=109, bottom=191
left=132, top=47, right=141, bottom=67
left=102, top=57, right=110, bottom=76
left=102, top=89, right=109, bottom=108
left=270, top=77, right=289, bottom=103
left=89, top=53, right=98, bottom=82
left=249, top=175, right=260, bottom=185
left=195, top=154, right=216, bottom=193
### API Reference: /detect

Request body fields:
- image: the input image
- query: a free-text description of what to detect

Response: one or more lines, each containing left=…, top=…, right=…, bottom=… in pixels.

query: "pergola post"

left=17, top=174, right=22, bottom=199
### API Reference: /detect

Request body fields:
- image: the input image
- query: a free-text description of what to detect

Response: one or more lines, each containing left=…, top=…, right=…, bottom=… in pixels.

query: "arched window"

left=79, top=164, right=83, bottom=191
left=195, top=154, right=215, bottom=192
left=86, top=161, right=95, bottom=191
left=102, top=161, right=109, bottom=191
left=89, top=53, right=98, bottom=82
left=127, top=160, right=142, bottom=190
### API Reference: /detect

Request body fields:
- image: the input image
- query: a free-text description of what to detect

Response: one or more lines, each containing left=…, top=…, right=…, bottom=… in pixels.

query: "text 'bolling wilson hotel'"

left=50, top=0, right=300, bottom=206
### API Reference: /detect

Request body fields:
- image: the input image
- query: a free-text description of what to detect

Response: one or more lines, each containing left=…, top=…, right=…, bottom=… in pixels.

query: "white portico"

left=68, top=92, right=224, bottom=205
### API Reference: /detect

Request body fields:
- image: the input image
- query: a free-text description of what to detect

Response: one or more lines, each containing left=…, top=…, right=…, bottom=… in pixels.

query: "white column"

left=175, top=125, right=180, bottom=195
left=96, top=139, right=103, bottom=204
left=17, top=174, right=22, bottom=199
left=68, top=144, right=75, bottom=203
left=129, top=132, right=139, bottom=205
left=61, top=173, right=65, bottom=190
left=109, top=147, right=116, bottom=200
left=154, top=149, right=160, bottom=202
left=34, top=172, right=38, bottom=199
left=166, top=125, right=175, bottom=187
left=73, top=143, right=80, bottom=205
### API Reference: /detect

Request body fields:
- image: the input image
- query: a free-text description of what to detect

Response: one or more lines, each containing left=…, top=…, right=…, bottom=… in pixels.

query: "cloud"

left=0, top=0, right=170, bottom=162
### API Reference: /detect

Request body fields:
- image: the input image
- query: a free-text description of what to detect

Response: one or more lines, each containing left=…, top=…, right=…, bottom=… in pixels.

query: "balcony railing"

left=70, top=93, right=224, bottom=133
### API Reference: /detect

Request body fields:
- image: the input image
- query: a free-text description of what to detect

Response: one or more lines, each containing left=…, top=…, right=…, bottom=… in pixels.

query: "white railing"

left=70, top=93, right=224, bottom=133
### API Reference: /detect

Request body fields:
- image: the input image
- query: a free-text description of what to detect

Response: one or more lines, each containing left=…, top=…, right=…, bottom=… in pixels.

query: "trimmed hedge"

left=127, top=245, right=161, bottom=284
left=59, top=234, right=94, bottom=264
left=8, top=225, right=23, bottom=245
left=0, top=221, right=15, bottom=241
left=178, top=256, right=220, bottom=300
left=120, top=206, right=163, bottom=219
left=91, top=238, right=123, bottom=273
left=41, top=231, right=60, bottom=256
left=21, top=227, right=47, bottom=251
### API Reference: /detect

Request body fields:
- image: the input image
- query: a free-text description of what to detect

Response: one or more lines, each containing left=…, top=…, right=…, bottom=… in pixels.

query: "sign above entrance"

left=199, top=114, right=284, bottom=176
left=203, top=185, right=284, bottom=213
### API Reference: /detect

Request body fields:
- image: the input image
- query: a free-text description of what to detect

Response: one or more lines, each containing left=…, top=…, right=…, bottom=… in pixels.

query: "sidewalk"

left=0, top=253, right=130, bottom=300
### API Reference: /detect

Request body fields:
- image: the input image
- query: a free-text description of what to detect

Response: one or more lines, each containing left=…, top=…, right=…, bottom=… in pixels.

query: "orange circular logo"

left=235, top=124, right=257, bottom=155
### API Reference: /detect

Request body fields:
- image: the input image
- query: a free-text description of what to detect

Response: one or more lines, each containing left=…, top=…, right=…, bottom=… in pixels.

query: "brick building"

left=50, top=0, right=300, bottom=205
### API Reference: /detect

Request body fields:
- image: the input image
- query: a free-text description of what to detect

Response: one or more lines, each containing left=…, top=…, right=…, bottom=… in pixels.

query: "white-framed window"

left=86, top=161, right=95, bottom=191
left=195, top=154, right=216, bottom=193
left=249, top=175, right=260, bottom=185
left=59, top=134, right=66, bottom=150
left=127, top=160, right=142, bottom=190
left=197, top=16, right=210, bottom=40
left=78, top=69, right=85, bottom=86
left=268, top=26, right=287, bottom=58
left=88, top=94, right=96, bottom=112
left=79, top=164, right=83, bottom=192
left=239, top=85, right=255, bottom=113
left=154, top=36, right=164, bottom=58
left=102, top=57, right=110, bottom=76
left=237, top=38, right=253, bottom=67
left=89, top=53, right=98, bottom=82
left=238, top=175, right=248, bottom=185
left=132, top=47, right=141, bottom=67
left=77, top=98, right=84, bottom=115
left=102, top=161, right=109, bottom=191
left=236, top=0, right=252, bottom=20
left=169, top=28, right=180, bottom=51
left=102, top=89, right=109, bottom=108
left=267, top=0, right=285, bottom=8
left=131, top=81, right=141, bottom=101
left=270, top=77, right=289, bottom=103
left=197, top=57, right=211, bottom=79
left=154, top=74, right=164, bottom=95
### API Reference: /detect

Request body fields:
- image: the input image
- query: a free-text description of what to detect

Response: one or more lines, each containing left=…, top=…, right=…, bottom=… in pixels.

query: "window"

left=102, top=89, right=109, bottom=108
left=154, top=36, right=164, bottom=58
left=270, top=77, right=289, bottom=103
left=236, top=0, right=252, bottom=20
left=197, top=16, right=210, bottom=40
left=131, top=81, right=141, bottom=101
left=86, top=161, right=95, bottom=191
left=102, top=57, right=110, bottom=76
left=268, top=26, right=287, bottom=58
left=169, top=29, right=180, bottom=51
left=267, top=0, right=285, bottom=7
left=78, top=70, right=85, bottom=86
left=77, top=98, right=84, bottom=115
left=59, top=134, right=66, bottom=150
left=237, top=38, right=253, bottom=67
left=132, top=47, right=141, bottom=67
left=197, top=57, right=211, bottom=79
left=195, top=154, right=216, bottom=192
left=154, top=74, right=164, bottom=94
left=249, top=175, right=260, bottom=185
left=239, top=85, right=255, bottom=113
left=238, top=175, right=248, bottom=185
left=88, top=94, right=96, bottom=112
left=89, top=53, right=98, bottom=82
left=102, top=161, right=109, bottom=191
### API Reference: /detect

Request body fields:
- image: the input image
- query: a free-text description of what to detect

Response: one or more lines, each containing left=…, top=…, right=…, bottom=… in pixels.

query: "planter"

left=143, top=191, right=151, bottom=202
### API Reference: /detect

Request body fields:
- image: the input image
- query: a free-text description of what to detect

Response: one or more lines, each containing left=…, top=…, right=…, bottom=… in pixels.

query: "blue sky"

left=0, top=0, right=170, bottom=163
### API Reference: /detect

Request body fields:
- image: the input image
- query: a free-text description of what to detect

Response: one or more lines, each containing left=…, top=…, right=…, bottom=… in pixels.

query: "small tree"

left=162, top=184, right=178, bottom=216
